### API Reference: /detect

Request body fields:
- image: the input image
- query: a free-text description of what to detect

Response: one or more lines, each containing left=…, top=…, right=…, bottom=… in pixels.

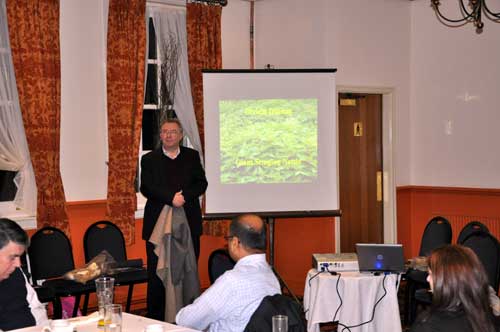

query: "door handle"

left=376, top=171, right=382, bottom=202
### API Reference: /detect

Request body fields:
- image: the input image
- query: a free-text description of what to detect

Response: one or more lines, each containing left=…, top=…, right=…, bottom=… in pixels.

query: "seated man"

left=176, top=214, right=281, bottom=332
left=0, top=218, right=48, bottom=331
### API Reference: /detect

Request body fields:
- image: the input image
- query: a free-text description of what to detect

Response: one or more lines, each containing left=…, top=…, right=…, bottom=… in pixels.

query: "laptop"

left=356, top=243, right=405, bottom=273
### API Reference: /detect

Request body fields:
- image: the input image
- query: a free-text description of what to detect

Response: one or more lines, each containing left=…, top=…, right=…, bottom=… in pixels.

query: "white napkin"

left=65, top=312, right=100, bottom=327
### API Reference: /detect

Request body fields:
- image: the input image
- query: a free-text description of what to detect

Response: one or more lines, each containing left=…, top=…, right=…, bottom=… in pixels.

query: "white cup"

left=144, top=324, right=164, bottom=332
left=42, top=319, right=73, bottom=332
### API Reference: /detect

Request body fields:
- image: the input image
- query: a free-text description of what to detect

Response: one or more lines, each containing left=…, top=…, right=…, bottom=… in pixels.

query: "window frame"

left=0, top=46, right=36, bottom=229
left=136, top=15, right=161, bottom=218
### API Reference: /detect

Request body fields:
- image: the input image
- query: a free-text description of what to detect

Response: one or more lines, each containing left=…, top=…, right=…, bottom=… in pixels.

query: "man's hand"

left=172, top=190, right=185, bottom=207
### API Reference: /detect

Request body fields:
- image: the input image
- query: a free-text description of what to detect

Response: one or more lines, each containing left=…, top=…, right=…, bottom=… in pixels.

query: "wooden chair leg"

left=72, top=294, right=81, bottom=317
left=126, top=284, right=134, bottom=313
left=82, top=293, right=90, bottom=315
left=52, top=297, right=63, bottom=319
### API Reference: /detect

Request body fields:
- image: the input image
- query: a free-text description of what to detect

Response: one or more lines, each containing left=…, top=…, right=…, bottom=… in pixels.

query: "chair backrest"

left=83, top=220, right=127, bottom=263
left=28, top=227, right=75, bottom=283
left=208, top=248, right=235, bottom=284
left=462, top=231, right=500, bottom=292
left=457, top=221, right=489, bottom=244
left=244, top=294, right=306, bottom=332
left=419, top=216, right=452, bottom=256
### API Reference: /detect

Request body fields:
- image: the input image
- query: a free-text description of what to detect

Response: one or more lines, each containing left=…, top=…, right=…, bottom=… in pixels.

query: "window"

left=0, top=170, right=17, bottom=202
left=0, top=20, right=36, bottom=228
left=136, top=14, right=194, bottom=216
left=142, top=18, right=161, bottom=152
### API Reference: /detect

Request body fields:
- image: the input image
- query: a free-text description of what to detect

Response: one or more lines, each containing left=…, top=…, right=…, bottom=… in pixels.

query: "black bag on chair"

left=244, top=294, right=306, bottom=332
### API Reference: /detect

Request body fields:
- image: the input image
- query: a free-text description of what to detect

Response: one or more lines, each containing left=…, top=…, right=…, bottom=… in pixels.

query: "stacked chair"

left=28, top=227, right=96, bottom=318
left=457, top=220, right=489, bottom=244
left=404, top=216, right=452, bottom=324
left=83, top=220, right=148, bottom=313
left=409, top=219, right=500, bottom=325
left=461, top=229, right=500, bottom=292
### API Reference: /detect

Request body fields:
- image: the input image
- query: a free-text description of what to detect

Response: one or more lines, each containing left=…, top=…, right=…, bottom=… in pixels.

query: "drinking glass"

left=95, top=277, right=115, bottom=327
left=272, top=315, right=288, bottom=332
left=104, top=304, right=122, bottom=332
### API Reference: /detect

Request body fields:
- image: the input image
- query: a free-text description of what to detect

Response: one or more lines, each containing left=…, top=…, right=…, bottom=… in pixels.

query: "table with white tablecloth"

left=11, top=312, right=200, bottom=332
left=304, top=269, right=402, bottom=332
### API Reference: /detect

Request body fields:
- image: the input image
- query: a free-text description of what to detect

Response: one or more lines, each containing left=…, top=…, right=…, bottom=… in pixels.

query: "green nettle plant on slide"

left=220, top=98, right=318, bottom=184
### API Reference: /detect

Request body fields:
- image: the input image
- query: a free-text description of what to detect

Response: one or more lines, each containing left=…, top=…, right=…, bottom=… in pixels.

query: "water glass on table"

left=104, top=304, right=122, bottom=332
left=272, top=315, right=288, bottom=332
left=95, top=276, right=115, bottom=327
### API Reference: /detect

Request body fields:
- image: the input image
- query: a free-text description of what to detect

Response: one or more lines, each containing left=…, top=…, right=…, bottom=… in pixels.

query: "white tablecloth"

left=10, top=312, right=200, bottom=332
left=303, top=269, right=402, bottom=332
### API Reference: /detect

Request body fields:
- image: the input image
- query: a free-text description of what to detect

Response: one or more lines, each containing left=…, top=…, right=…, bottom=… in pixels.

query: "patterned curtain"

left=7, top=0, right=69, bottom=234
left=106, top=0, right=146, bottom=245
left=186, top=3, right=225, bottom=236
left=186, top=3, right=222, bottom=151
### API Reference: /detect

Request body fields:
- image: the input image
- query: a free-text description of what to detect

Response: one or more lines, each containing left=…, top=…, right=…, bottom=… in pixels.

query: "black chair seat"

left=405, top=269, right=429, bottom=284
left=33, top=285, right=63, bottom=319
left=42, top=278, right=95, bottom=295
left=109, top=268, right=148, bottom=285
left=33, top=285, right=56, bottom=302
left=414, top=288, right=432, bottom=305
left=208, top=248, right=235, bottom=284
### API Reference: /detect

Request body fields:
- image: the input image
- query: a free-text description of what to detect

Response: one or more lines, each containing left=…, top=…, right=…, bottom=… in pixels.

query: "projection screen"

left=202, top=69, right=338, bottom=215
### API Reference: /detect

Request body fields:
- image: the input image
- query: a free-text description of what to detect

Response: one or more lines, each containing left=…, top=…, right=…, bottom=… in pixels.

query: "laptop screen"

left=356, top=243, right=405, bottom=273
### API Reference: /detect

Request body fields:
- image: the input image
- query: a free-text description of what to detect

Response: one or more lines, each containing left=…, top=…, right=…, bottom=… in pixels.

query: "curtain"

left=186, top=3, right=222, bottom=152
left=106, top=0, right=146, bottom=245
left=0, top=0, right=36, bottom=215
left=7, top=0, right=69, bottom=233
left=151, top=6, right=203, bottom=159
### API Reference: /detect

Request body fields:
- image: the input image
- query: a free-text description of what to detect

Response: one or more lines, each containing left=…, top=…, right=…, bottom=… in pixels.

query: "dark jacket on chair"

left=244, top=294, right=306, bottom=332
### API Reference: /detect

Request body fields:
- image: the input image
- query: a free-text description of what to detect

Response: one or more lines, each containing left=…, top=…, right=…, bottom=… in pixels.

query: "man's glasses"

left=161, top=130, right=180, bottom=136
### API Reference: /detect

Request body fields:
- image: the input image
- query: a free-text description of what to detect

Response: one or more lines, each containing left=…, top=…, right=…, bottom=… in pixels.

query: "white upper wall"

left=409, top=1, right=500, bottom=188
left=57, top=0, right=500, bottom=201
left=222, top=0, right=412, bottom=185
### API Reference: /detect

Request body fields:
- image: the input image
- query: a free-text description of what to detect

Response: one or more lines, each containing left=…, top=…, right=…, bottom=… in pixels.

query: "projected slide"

left=219, top=98, right=318, bottom=184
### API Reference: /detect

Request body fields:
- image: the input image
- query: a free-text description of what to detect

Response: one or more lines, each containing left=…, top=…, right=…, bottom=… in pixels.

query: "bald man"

left=176, top=214, right=281, bottom=332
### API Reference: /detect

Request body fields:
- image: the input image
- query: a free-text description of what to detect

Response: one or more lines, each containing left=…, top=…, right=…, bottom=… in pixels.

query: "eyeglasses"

left=161, top=130, right=180, bottom=136
left=224, top=235, right=235, bottom=241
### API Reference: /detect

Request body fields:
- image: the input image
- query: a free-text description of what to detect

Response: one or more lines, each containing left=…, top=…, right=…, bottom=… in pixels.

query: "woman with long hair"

left=410, top=244, right=498, bottom=332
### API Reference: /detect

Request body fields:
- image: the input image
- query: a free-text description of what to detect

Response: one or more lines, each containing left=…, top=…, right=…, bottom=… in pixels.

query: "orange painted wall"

left=274, top=217, right=336, bottom=295
left=397, top=186, right=500, bottom=258
left=29, top=186, right=500, bottom=308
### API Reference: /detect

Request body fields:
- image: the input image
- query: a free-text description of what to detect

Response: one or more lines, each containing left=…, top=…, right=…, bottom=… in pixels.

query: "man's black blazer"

left=140, top=146, right=207, bottom=241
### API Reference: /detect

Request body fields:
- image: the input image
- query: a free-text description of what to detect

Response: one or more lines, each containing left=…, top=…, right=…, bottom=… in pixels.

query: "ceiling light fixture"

left=431, top=0, right=500, bottom=33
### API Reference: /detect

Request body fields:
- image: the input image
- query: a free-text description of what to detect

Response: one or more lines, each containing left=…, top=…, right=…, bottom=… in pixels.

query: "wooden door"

left=339, top=93, right=383, bottom=252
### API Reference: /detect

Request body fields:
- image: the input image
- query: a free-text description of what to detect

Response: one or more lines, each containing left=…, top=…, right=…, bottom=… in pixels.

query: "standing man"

left=140, top=118, right=208, bottom=321
left=175, top=214, right=281, bottom=332
left=0, top=218, right=48, bottom=330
